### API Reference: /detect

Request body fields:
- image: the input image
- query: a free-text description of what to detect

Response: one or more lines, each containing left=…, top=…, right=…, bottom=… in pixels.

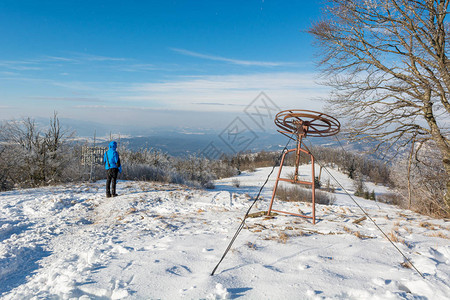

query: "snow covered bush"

left=0, top=114, right=77, bottom=190
left=276, top=185, right=335, bottom=205
left=311, top=146, right=391, bottom=185
left=222, top=151, right=280, bottom=173
left=118, top=149, right=223, bottom=188
left=391, top=142, right=448, bottom=218
left=119, top=147, right=179, bottom=183
left=174, top=155, right=216, bottom=188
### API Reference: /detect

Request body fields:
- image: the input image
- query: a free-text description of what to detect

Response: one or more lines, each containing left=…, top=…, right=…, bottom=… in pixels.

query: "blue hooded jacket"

left=104, top=141, right=121, bottom=172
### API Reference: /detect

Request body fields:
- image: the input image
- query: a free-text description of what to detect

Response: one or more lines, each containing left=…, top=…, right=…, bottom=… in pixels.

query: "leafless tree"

left=309, top=0, right=450, bottom=214
left=0, top=112, right=74, bottom=187
left=44, top=112, right=74, bottom=181
left=391, top=143, right=447, bottom=216
left=0, top=117, right=43, bottom=185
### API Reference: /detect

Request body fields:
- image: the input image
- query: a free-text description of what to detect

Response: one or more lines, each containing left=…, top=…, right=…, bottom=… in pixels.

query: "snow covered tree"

left=309, top=0, right=450, bottom=213
left=0, top=113, right=74, bottom=187
left=391, top=142, right=448, bottom=216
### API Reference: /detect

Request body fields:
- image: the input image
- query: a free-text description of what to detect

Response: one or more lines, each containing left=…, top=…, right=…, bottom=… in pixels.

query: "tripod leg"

left=267, top=151, right=289, bottom=216
left=311, top=154, right=316, bottom=224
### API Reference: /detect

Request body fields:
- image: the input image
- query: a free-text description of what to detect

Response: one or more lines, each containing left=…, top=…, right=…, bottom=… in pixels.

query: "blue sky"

left=0, top=0, right=329, bottom=134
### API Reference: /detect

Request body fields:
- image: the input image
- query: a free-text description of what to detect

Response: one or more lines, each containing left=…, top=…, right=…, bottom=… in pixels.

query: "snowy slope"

left=0, top=166, right=449, bottom=299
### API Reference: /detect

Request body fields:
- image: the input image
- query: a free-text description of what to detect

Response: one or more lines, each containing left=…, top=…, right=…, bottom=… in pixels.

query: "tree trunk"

left=422, top=90, right=450, bottom=215
left=407, top=139, right=415, bottom=210
left=443, top=154, right=450, bottom=214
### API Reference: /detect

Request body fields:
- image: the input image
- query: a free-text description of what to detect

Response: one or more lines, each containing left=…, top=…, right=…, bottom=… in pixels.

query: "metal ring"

left=274, top=109, right=340, bottom=137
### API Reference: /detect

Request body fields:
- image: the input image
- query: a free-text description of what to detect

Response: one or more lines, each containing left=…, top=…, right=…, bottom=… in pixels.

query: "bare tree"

left=309, top=0, right=450, bottom=214
left=0, top=117, right=44, bottom=185
left=44, top=112, right=74, bottom=181
left=0, top=113, right=74, bottom=187
left=391, top=143, right=447, bottom=216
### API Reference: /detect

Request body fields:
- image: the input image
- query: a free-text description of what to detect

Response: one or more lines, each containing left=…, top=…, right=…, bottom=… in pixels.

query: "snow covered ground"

left=0, top=165, right=449, bottom=299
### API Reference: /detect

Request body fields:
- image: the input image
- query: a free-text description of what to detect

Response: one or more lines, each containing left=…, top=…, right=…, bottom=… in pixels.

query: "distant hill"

left=114, top=131, right=360, bottom=157
left=4, top=116, right=380, bottom=157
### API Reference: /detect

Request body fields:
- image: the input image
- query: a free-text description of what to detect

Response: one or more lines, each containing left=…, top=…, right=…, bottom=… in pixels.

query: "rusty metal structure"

left=267, top=110, right=340, bottom=224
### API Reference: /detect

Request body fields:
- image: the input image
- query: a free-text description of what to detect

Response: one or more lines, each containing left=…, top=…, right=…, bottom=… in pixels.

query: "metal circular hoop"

left=275, top=109, right=340, bottom=137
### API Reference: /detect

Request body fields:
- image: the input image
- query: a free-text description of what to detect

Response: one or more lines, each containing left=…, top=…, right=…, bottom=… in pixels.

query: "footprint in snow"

left=166, top=265, right=192, bottom=276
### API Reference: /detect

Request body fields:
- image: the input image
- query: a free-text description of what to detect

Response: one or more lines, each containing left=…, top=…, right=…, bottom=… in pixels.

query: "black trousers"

left=106, top=168, right=119, bottom=196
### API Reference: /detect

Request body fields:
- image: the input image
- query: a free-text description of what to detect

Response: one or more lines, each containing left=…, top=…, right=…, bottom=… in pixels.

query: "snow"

left=0, top=165, right=449, bottom=299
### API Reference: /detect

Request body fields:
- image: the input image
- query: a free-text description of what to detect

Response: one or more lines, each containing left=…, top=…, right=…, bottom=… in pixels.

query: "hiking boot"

left=113, top=194, right=118, bottom=197
left=106, top=194, right=111, bottom=198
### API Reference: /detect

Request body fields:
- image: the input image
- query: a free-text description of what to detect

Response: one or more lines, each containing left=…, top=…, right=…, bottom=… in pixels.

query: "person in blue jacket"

left=104, top=141, right=122, bottom=197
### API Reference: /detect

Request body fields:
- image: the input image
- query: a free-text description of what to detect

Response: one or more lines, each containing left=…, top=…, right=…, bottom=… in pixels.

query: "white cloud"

left=119, top=64, right=158, bottom=72
left=0, top=60, right=42, bottom=71
left=40, top=56, right=77, bottom=62
left=0, top=53, right=129, bottom=77
left=26, top=96, right=104, bottom=103
left=0, top=68, right=331, bottom=131
left=68, top=53, right=128, bottom=62
left=171, top=48, right=293, bottom=67
left=124, top=72, right=329, bottom=112
left=134, top=72, right=318, bottom=91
